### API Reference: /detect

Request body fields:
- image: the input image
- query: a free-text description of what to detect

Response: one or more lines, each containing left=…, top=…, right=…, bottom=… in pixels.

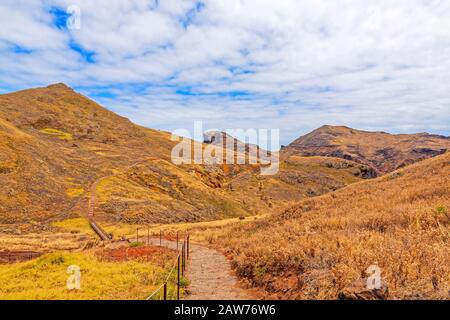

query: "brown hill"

left=0, top=84, right=249, bottom=231
left=285, top=125, right=450, bottom=175
left=0, top=84, right=370, bottom=233
left=205, top=151, right=450, bottom=299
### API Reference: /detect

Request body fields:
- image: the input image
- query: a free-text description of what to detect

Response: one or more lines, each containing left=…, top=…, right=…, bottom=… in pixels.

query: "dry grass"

left=0, top=231, right=94, bottom=252
left=110, top=214, right=267, bottom=243
left=93, top=159, right=253, bottom=224
left=186, top=152, right=450, bottom=299
left=52, top=216, right=266, bottom=245
left=0, top=218, right=98, bottom=253
left=2, top=84, right=449, bottom=300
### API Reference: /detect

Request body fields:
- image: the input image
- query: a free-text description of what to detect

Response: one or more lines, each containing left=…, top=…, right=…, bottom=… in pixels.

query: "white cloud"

left=0, top=0, right=449, bottom=145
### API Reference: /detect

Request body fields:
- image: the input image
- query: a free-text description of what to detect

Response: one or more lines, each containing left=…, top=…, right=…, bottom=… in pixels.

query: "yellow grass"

left=65, top=188, right=84, bottom=198
left=0, top=251, right=182, bottom=300
left=52, top=218, right=94, bottom=236
left=40, top=128, right=73, bottom=140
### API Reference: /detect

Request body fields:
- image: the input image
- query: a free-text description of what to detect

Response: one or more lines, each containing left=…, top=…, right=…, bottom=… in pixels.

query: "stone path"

left=144, top=237, right=256, bottom=300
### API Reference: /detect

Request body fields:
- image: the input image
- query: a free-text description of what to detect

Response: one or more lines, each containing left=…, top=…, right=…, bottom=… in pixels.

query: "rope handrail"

left=145, top=231, right=189, bottom=301
left=146, top=253, right=179, bottom=300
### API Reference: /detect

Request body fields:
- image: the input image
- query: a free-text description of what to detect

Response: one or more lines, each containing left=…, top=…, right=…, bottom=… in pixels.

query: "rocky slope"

left=285, top=125, right=450, bottom=175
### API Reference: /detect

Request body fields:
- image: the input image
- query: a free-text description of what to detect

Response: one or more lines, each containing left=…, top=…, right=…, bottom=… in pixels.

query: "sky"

left=1, top=0, right=450, bottom=146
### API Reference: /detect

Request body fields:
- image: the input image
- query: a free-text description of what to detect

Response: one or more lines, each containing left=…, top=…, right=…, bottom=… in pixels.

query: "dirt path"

left=143, top=237, right=256, bottom=300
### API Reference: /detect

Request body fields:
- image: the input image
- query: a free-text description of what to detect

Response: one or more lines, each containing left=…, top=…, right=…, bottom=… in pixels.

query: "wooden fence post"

left=160, top=230, right=162, bottom=247
left=147, top=227, right=150, bottom=245
left=182, top=243, right=185, bottom=276
left=163, top=283, right=167, bottom=300
left=187, top=234, right=190, bottom=260
left=176, top=231, right=179, bottom=251
left=177, top=255, right=180, bottom=300
left=136, top=228, right=139, bottom=243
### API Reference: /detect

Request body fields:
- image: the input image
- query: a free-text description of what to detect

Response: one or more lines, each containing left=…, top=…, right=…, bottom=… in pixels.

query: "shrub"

left=130, top=242, right=144, bottom=248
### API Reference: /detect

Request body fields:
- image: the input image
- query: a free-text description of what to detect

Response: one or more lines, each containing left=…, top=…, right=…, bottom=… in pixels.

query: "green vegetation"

left=435, top=205, right=447, bottom=216
left=0, top=251, right=183, bottom=300
left=130, top=242, right=145, bottom=248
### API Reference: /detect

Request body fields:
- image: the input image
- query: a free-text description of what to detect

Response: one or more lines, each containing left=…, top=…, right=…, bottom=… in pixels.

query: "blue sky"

left=1, top=0, right=450, bottom=145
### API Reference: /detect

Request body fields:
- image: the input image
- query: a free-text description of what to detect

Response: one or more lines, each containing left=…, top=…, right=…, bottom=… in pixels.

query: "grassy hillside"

left=0, top=83, right=177, bottom=230
left=93, top=159, right=250, bottom=224
left=194, top=152, right=450, bottom=299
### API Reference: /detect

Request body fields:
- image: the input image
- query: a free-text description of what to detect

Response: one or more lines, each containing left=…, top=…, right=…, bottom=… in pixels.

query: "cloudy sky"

left=1, top=0, right=450, bottom=145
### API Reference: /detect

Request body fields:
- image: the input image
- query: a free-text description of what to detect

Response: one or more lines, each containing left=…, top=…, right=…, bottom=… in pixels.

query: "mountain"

left=211, top=151, right=450, bottom=299
left=285, top=125, right=450, bottom=175
left=203, top=130, right=262, bottom=157
left=0, top=84, right=370, bottom=233
left=0, top=84, right=250, bottom=232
